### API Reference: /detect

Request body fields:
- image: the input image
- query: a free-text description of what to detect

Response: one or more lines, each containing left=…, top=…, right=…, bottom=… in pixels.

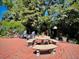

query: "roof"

left=0, top=37, right=79, bottom=59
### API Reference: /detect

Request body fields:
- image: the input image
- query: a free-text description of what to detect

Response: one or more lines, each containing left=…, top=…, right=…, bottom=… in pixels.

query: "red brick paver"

left=0, top=38, right=79, bottom=59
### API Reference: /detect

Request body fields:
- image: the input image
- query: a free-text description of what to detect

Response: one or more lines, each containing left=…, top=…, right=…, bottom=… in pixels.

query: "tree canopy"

left=0, top=0, right=79, bottom=42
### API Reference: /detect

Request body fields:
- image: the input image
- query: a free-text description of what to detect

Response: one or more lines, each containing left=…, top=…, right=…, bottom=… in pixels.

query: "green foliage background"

left=0, top=0, right=79, bottom=42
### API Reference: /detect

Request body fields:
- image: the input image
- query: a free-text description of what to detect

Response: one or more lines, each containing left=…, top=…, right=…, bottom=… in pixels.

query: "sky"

left=0, top=6, right=8, bottom=21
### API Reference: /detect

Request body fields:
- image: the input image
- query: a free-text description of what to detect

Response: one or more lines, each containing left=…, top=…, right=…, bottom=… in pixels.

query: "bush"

left=0, top=20, right=25, bottom=36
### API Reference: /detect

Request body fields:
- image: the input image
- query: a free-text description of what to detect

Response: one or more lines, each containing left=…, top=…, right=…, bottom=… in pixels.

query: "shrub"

left=0, top=20, right=25, bottom=36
